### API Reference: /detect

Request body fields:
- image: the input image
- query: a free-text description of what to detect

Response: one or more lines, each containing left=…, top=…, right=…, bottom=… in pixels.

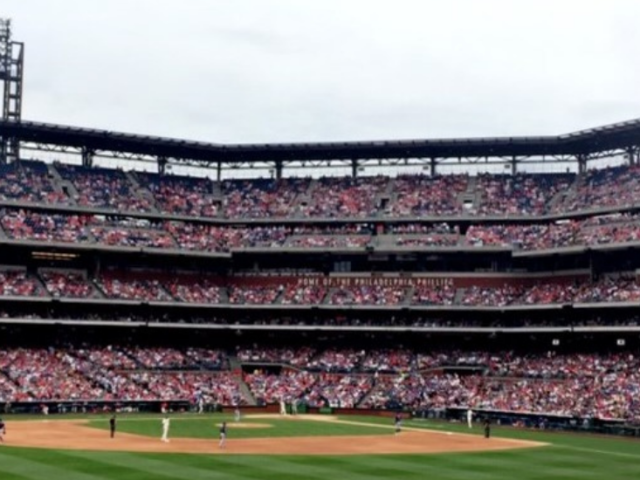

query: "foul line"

left=552, top=444, right=640, bottom=460
left=303, top=416, right=548, bottom=448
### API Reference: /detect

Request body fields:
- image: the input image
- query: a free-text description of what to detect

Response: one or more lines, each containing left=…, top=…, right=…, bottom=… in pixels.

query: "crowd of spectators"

left=0, top=162, right=68, bottom=205
left=387, top=223, right=458, bottom=234
left=559, top=165, right=640, bottom=213
left=222, top=178, right=309, bottom=219
left=306, top=349, right=366, bottom=372
left=122, top=347, right=191, bottom=369
left=361, top=373, right=427, bottom=409
left=0, top=270, right=45, bottom=297
left=1, top=345, right=640, bottom=419
left=286, top=235, right=370, bottom=248
left=73, top=346, right=138, bottom=370
left=244, top=370, right=316, bottom=405
left=1, top=268, right=639, bottom=307
left=96, top=272, right=172, bottom=302
left=41, top=271, right=95, bottom=298
left=9, top=161, right=640, bottom=219
left=518, top=283, right=576, bottom=305
left=137, top=173, right=219, bottom=218
left=0, top=346, right=232, bottom=402
left=125, top=371, right=243, bottom=404
left=4, top=208, right=640, bottom=254
left=574, top=277, right=640, bottom=303
left=389, top=175, right=467, bottom=217
left=360, top=349, right=414, bottom=372
left=165, top=223, right=289, bottom=252
left=465, top=222, right=581, bottom=250
left=280, top=285, right=327, bottom=305
left=303, top=373, right=373, bottom=408
left=328, top=286, right=408, bottom=305
left=237, top=347, right=316, bottom=366
left=302, top=177, right=389, bottom=218
left=1, top=309, right=640, bottom=328
left=460, top=277, right=640, bottom=306
left=166, top=277, right=222, bottom=304
left=460, top=285, right=523, bottom=307
left=395, top=235, right=459, bottom=247
left=228, top=285, right=282, bottom=304
left=475, top=174, right=574, bottom=216
left=1, top=348, right=107, bottom=401
left=580, top=223, right=640, bottom=246
left=1, top=209, right=93, bottom=243
left=57, top=165, right=154, bottom=213
left=413, top=284, right=456, bottom=305
left=90, top=222, right=176, bottom=249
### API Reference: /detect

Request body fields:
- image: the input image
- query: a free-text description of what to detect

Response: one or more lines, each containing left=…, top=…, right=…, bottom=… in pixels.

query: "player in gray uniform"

left=219, top=421, right=227, bottom=448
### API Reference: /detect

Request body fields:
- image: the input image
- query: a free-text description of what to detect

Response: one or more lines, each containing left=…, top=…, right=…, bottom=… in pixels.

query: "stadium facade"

left=1, top=18, right=640, bottom=436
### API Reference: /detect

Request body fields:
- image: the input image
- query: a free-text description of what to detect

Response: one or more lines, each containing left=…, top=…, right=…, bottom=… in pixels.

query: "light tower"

left=0, top=18, right=24, bottom=164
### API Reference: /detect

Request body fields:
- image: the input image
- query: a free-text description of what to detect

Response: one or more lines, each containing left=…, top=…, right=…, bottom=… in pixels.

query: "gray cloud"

left=4, top=0, right=640, bottom=143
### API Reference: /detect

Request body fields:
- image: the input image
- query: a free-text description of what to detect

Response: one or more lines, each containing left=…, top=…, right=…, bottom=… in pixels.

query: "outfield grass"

left=1, top=413, right=639, bottom=479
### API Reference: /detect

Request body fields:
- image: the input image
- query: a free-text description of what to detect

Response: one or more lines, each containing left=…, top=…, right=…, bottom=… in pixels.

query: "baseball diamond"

left=2, top=4, right=640, bottom=480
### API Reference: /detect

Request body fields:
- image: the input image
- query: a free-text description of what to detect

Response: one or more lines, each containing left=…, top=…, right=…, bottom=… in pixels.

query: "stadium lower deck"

left=0, top=340, right=638, bottom=421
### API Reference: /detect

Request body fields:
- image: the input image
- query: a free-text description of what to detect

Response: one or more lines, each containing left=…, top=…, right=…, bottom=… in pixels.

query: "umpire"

left=110, top=414, right=117, bottom=438
left=483, top=418, right=491, bottom=439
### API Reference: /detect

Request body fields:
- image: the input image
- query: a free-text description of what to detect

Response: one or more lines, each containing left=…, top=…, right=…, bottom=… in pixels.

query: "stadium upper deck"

left=2, top=160, right=640, bottom=220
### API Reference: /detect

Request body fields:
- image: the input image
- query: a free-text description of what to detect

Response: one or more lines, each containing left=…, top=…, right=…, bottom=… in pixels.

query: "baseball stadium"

left=2, top=7, right=640, bottom=480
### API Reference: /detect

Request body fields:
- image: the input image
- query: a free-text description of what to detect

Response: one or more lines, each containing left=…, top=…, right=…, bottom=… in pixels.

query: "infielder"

left=0, top=418, right=5, bottom=442
left=109, top=414, right=117, bottom=439
left=234, top=407, right=241, bottom=423
left=161, top=416, right=170, bottom=442
left=394, top=413, right=402, bottom=435
left=219, top=421, right=227, bottom=449
left=467, top=408, right=473, bottom=429
left=484, top=418, right=491, bottom=438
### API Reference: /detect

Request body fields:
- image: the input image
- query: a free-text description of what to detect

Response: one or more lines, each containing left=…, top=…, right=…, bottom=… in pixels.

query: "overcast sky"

left=4, top=0, right=640, bottom=144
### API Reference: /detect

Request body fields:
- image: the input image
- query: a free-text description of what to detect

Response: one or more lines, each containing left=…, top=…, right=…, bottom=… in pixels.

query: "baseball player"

left=234, top=407, right=241, bottom=423
left=291, top=398, right=298, bottom=416
left=161, top=416, right=170, bottom=442
left=394, top=413, right=402, bottom=435
left=109, top=414, right=117, bottom=439
left=467, top=408, right=473, bottom=429
left=484, top=418, right=491, bottom=439
left=0, top=418, right=6, bottom=442
left=219, top=421, right=227, bottom=449
left=279, top=398, right=286, bottom=416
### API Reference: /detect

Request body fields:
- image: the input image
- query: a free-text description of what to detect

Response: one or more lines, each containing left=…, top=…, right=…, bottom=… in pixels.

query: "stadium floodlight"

left=0, top=17, right=24, bottom=163
left=0, top=18, right=14, bottom=95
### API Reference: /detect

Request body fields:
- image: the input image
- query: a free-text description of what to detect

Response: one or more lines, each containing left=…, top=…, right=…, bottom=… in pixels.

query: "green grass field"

left=87, top=416, right=392, bottom=439
left=1, top=413, right=640, bottom=480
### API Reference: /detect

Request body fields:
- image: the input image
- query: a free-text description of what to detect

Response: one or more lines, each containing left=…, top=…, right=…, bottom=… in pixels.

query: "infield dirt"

left=3, top=416, right=547, bottom=455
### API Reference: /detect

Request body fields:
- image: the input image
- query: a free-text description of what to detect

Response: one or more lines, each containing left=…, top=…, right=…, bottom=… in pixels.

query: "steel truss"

left=0, top=18, right=24, bottom=164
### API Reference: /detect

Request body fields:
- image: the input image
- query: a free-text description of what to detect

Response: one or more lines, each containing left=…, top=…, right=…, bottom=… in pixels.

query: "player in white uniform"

left=161, top=416, right=170, bottom=442
left=467, top=408, right=473, bottom=429
left=234, top=407, right=241, bottom=423
left=280, top=398, right=287, bottom=415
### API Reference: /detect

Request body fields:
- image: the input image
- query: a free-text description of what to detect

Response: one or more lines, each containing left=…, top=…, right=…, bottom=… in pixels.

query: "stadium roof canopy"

left=1, top=117, right=639, bottom=165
